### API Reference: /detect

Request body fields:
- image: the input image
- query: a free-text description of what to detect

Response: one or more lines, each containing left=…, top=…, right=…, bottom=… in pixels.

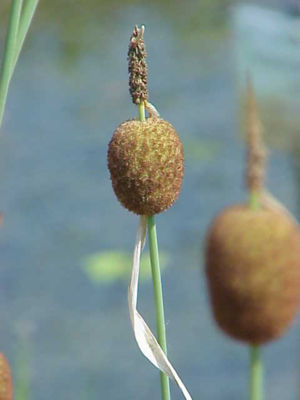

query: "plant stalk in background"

left=0, top=0, right=39, bottom=131
left=246, top=79, right=265, bottom=400
left=205, top=78, right=300, bottom=399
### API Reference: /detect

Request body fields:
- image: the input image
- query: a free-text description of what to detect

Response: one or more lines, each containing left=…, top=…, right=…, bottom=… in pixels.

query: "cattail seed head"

left=0, top=353, right=13, bottom=400
left=205, top=205, right=300, bottom=344
left=108, top=117, right=184, bottom=215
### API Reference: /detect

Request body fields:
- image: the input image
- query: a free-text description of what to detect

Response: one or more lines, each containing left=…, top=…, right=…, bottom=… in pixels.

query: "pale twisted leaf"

left=128, top=216, right=192, bottom=400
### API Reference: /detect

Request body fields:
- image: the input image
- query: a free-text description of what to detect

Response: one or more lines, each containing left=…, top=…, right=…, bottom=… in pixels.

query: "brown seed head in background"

left=205, top=205, right=300, bottom=344
left=0, top=353, right=13, bottom=400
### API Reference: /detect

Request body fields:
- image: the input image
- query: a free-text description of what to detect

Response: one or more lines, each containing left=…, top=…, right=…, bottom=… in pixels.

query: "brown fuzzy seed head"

left=0, top=353, right=13, bottom=400
left=205, top=205, right=300, bottom=344
left=107, top=118, right=184, bottom=215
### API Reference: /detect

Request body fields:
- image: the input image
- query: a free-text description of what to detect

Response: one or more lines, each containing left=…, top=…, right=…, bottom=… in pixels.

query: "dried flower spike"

left=128, top=25, right=148, bottom=104
left=245, top=78, right=267, bottom=194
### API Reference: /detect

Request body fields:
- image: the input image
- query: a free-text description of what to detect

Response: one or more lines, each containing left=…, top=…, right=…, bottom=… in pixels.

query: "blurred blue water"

left=0, top=1, right=300, bottom=399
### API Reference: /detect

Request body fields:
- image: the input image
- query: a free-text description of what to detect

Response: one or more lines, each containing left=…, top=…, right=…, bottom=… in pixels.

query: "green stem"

left=0, top=0, right=23, bottom=130
left=249, top=345, right=263, bottom=400
left=249, top=190, right=260, bottom=211
left=138, top=101, right=146, bottom=122
left=147, top=215, right=171, bottom=400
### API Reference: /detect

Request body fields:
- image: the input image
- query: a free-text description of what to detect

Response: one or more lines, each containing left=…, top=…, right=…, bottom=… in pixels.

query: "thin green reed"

left=12, top=0, right=39, bottom=73
left=0, top=0, right=39, bottom=131
left=147, top=215, right=171, bottom=400
left=0, top=0, right=23, bottom=127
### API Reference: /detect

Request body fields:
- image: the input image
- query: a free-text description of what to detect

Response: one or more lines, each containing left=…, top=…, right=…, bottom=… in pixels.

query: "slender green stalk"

left=249, top=345, right=263, bottom=400
left=138, top=100, right=146, bottom=122
left=0, top=0, right=23, bottom=129
left=249, top=191, right=263, bottom=400
left=12, top=0, right=39, bottom=75
left=0, top=0, right=39, bottom=132
left=137, top=101, right=170, bottom=400
left=147, top=215, right=171, bottom=400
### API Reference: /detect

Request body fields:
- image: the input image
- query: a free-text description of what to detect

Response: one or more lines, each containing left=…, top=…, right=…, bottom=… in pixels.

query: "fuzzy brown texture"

left=128, top=26, right=148, bottom=104
left=108, top=117, right=184, bottom=215
left=205, top=205, right=300, bottom=344
left=0, top=353, right=13, bottom=400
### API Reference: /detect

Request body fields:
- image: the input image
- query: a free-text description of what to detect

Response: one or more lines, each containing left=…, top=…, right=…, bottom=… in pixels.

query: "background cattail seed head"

left=205, top=205, right=300, bottom=344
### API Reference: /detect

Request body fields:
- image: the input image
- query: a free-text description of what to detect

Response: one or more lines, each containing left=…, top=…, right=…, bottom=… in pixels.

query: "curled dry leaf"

left=128, top=216, right=192, bottom=400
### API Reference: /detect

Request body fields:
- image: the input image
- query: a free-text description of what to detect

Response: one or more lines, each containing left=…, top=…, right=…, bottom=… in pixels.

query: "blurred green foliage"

left=0, top=0, right=233, bottom=50
left=184, top=138, right=221, bottom=162
left=82, top=250, right=169, bottom=284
